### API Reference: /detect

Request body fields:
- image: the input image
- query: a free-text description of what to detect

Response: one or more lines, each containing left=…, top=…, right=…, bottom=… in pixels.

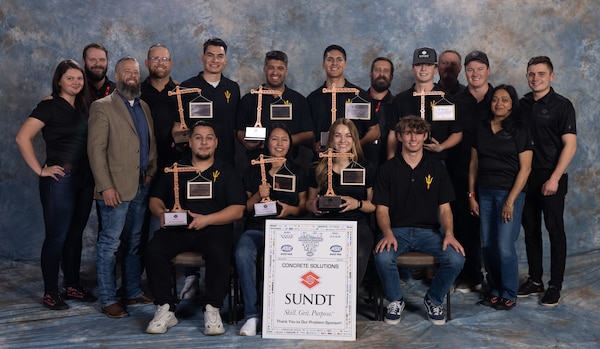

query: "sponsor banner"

left=262, top=219, right=357, bottom=341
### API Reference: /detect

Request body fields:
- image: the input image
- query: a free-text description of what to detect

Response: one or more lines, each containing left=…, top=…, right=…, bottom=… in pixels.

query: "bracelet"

left=39, top=167, right=43, bottom=176
left=504, top=202, right=514, bottom=208
left=467, top=192, right=476, bottom=198
left=357, top=200, right=363, bottom=209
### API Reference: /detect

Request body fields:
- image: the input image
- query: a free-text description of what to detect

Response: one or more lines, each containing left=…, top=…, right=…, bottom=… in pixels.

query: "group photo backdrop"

left=1, top=0, right=598, bottom=261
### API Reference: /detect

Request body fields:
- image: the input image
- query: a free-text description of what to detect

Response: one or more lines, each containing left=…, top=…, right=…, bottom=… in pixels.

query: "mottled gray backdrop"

left=1, top=0, right=598, bottom=260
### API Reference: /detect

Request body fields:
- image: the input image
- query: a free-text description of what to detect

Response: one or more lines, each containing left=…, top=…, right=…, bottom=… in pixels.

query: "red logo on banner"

left=300, top=271, right=320, bottom=288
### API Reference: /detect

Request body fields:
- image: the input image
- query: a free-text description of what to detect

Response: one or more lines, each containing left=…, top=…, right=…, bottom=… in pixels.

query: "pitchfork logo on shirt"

left=425, top=174, right=433, bottom=189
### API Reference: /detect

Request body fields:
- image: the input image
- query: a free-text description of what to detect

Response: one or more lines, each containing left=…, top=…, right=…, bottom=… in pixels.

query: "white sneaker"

left=239, top=317, right=260, bottom=336
left=146, top=304, right=178, bottom=334
left=180, top=275, right=200, bottom=299
left=204, top=304, right=225, bottom=335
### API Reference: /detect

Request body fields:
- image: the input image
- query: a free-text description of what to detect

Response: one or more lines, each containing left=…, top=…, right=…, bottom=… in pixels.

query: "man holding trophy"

left=144, top=120, right=245, bottom=335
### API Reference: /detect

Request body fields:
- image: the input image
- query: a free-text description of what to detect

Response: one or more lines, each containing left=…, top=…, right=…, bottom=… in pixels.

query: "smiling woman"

left=14, top=59, right=96, bottom=310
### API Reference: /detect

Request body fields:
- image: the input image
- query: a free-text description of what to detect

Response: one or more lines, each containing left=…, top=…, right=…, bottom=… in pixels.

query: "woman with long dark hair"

left=468, top=84, right=533, bottom=310
left=235, top=124, right=308, bottom=336
left=16, top=59, right=96, bottom=310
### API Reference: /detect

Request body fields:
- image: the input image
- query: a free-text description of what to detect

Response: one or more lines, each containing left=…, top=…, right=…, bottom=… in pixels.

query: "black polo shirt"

left=307, top=79, right=377, bottom=139
left=474, top=119, right=534, bottom=191
left=30, top=96, right=89, bottom=168
left=368, top=88, right=395, bottom=165
left=236, top=84, right=313, bottom=159
left=308, top=160, right=375, bottom=221
left=151, top=156, right=246, bottom=216
left=446, top=84, right=494, bottom=173
left=89, top=79, right=115, bottom=101
left=389, top=83, right=462, bottom=161
left=141, top=77, right=180, bottom=171
left=373, top=153, right=455, bottom=230
left=520, top=88, right=577, bottom=170
left=176, top=73, right=241, bottom=165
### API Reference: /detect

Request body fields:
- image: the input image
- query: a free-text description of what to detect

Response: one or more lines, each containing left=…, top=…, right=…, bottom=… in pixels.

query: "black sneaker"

left=64, top=285, right=97, bottom=302
left=494, top=298, right=516, bottom=310
left=517, top=278, right=544, bottom=298
left=477, top=295, right=500, bottom=307
left=540, top=286, right=560, bottom=306
left=43, top=291, right=69, bottom=310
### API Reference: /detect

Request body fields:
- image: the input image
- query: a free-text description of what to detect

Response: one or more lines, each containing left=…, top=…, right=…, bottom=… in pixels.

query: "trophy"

left=250, top=154, right=287, bottom=217
left=316, top=148, right=354, bottom=212
left=168, top=85, right=203, bottom=145
left=245, top=86, right=281, bottom=141
left=162, top=163, right=201, bottom=227
left=320, top=83, right=359, bottom=147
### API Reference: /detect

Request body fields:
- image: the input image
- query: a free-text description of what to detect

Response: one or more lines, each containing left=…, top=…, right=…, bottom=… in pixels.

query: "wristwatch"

left=467, top=192, right=476, bottom=198
left=357, top=200, right=363, bottom=209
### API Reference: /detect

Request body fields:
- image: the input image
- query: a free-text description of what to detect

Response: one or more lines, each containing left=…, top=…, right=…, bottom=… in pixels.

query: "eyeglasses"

left=149, top=56, right=171, bottom=63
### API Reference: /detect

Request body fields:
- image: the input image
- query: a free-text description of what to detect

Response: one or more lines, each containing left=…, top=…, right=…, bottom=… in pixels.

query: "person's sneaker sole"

left=147, top=314, right=178, bottom=334
left=384, top=317, right=402, bottom=325
left=540, top=299, right=560, bottom=307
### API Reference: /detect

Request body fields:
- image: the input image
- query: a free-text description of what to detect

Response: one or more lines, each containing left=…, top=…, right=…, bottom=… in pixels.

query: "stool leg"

left=446, top=291, right=451, bottom=321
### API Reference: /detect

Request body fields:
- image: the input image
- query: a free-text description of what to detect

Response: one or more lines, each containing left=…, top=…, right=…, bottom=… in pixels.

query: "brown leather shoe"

left=102, top=303, right=128, bottom=318
left=121, top=292, right=155, bottom=305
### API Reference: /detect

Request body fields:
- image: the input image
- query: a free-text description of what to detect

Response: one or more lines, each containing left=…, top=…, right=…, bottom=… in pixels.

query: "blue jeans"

left=374, top=227, right=464, bottom=305
left=234, top=229, right=264, bottom=319
left=96, top=182, right=150, bottom=307
left=39, top=169, right=94, bottom=292
left=479, top=187, right=525, bottom=301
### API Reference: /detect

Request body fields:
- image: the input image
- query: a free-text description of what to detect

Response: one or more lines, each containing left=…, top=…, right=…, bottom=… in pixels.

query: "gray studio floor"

left=1, top=249, right=600, bottom=349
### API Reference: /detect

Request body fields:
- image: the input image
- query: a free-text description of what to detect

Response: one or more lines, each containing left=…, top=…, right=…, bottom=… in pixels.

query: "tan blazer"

left=88, top=91, right=157, bottom=201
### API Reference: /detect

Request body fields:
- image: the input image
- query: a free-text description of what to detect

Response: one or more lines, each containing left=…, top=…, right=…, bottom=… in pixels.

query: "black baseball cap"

left=413, top=47, right=437, bottom=65
left=464, top=50, right=489, bottom=66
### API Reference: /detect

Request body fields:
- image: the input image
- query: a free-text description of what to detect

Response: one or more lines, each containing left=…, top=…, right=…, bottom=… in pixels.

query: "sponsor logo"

left=300, top=271, right=320, bottom=289
left=330, top=245, right=342, bottom=253
left=281, top=244, right=293, bottom=252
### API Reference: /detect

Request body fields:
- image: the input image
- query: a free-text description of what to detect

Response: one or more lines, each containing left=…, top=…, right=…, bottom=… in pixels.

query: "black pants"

left=145, top=224, right=234, bottom=308
left=449, top=171, right=483, bottom=286
left=522, top=170, right=568, bottom=289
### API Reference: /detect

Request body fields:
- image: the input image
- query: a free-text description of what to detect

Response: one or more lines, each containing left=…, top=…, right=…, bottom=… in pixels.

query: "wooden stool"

left=376, top=251, right=452, bottom=321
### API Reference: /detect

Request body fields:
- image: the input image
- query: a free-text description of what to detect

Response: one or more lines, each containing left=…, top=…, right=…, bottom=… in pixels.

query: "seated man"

left=144, top=121, right=245, bottom=335
left=373, top=115, right=465, bottom=325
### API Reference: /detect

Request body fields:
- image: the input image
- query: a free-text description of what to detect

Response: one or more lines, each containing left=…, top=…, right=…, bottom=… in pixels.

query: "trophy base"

left=173, top=129, right=190, bottom=145
left=254, top=201, right=282, bottom=217
left=319, top=131, right=329, bottom=148
left=164, top=212, right=190, bottom=227
left=245, top=127, right=266, bottom=141
left=317, top=196, right=343, bottom=212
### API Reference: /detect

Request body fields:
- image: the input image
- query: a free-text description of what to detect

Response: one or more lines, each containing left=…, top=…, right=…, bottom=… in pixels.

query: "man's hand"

left=442, top=234, right=465, bottom=256
left=188, top=211, right=210, bottom=230
left=101, top=188, right=122, bottom=208
left=374, top=233, right=398, bottom=253
left=541, top=178, right=559, bottom=196
left=423, top=137, right=444, bottom=153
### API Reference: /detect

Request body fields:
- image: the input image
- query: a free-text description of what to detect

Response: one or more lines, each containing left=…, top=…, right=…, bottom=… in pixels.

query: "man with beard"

left=144, top=121, right=245, bottom=335
left=88, top=56, right=157, bottom=318
left=387, top=47, right=462, bottom=162
left=437, top=50, right=466, bottom=97
left=141, top=44, right=179, bottom=176
left=82, top=43, right=116, bottom=100
left=366, top=57, right=394, bottom=168
left=236, top=50, right=313, bottom=161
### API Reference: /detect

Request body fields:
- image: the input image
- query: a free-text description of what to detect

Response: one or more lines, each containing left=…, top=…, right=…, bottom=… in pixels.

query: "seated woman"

left=306, top=119, right=376, bottom=290
left=235, top=124, right=308, bottom=336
